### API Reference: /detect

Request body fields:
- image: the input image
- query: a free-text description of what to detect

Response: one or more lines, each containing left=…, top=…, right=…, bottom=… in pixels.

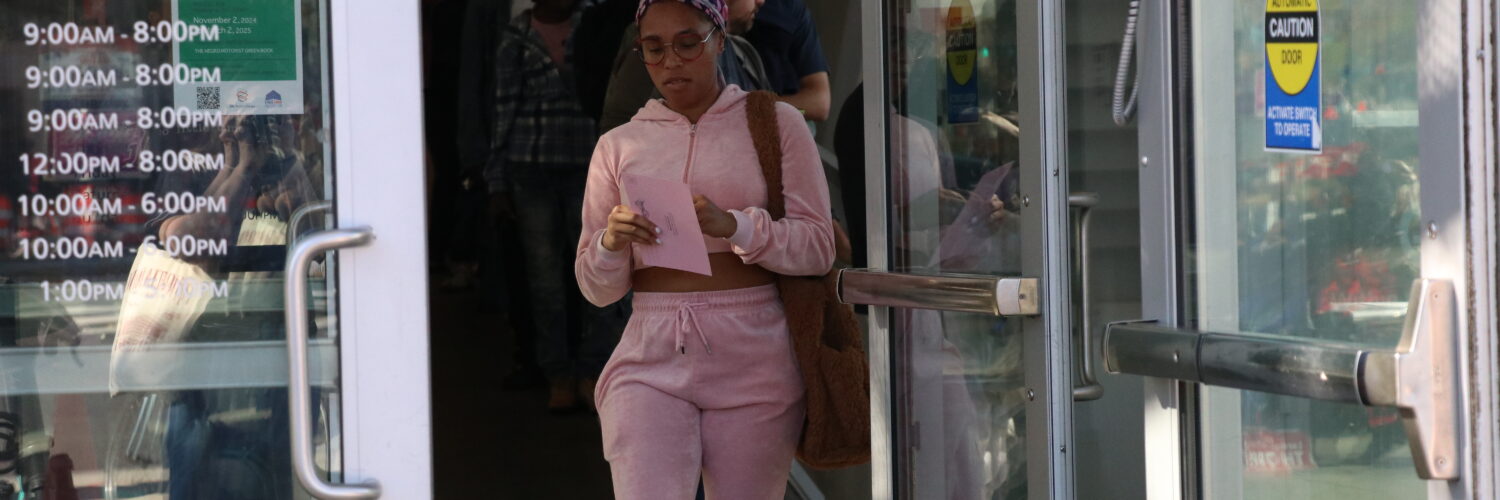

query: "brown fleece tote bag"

left=744, top=90, right=871, bottom=469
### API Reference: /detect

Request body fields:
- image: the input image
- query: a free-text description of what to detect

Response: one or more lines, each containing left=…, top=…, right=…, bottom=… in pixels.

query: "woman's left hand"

left=693, top=195, right=738, bottom=239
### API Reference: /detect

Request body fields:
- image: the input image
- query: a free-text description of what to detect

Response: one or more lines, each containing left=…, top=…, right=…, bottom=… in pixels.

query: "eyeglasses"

left=634, top=27, right=717, bottom=66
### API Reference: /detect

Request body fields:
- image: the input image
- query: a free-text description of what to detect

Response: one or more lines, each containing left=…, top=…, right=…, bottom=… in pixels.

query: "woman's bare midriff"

left=633, top=252, right=776, bottom=293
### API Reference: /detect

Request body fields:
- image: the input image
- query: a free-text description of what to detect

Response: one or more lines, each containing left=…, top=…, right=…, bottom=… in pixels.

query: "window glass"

left=0, top=1, right=337, bottom=497
left=885, top=0, right=1026, bottom=498
left=1191, top=1, right=1424, bottom=498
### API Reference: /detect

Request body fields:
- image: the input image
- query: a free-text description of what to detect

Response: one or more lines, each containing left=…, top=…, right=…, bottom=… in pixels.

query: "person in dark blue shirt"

left=744, top=0, right=830, bottom=120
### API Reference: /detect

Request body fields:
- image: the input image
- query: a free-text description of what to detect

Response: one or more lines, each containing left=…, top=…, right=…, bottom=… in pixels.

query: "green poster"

left=179, top=0, right=298, bottom=81
left=174, top=0, right=303, bottom=115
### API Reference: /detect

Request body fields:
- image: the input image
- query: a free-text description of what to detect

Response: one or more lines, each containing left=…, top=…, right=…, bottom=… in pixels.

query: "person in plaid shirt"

left=489, top=0, right=627, bottom=413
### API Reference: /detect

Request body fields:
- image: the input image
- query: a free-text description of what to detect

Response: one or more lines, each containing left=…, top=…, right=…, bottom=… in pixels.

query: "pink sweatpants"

left=595, top=284, right=805, bottom=500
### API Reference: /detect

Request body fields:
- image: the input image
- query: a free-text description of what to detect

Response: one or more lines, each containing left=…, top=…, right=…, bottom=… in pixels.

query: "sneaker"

left=579, top=377, right=598, bottom=414
left=548, top=377, right=579, bottom=413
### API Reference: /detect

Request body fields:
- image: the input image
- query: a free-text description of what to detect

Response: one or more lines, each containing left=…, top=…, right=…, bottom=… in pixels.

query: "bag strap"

left=745, top=90, right=786, bottom=220
left=728, top=35, right=771, bottom=92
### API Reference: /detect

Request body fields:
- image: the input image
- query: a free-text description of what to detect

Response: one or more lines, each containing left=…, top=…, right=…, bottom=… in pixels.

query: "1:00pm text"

left=37, top=278, right=231, bottom=303
left=39, top=279, right=125, bottom=302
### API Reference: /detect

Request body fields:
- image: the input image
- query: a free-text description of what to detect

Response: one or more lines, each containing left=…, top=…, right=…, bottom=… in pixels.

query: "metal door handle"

left=288, top=201, right=335, bottom=245
left=837, top=269, right=1039, bottom=316
left=285, top=227, right=381, bottom=499
left=1103, top=279, right=1461, bottom=480
left=1069, top=193, right=1103, bottom=401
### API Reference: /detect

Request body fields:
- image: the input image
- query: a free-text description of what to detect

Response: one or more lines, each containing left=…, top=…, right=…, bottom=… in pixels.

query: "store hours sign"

left=1265, top=0, right=1321, bottom=153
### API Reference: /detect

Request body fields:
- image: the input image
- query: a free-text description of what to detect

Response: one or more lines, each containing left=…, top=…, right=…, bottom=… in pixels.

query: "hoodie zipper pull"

left=684, top=123, right=699, bottom=182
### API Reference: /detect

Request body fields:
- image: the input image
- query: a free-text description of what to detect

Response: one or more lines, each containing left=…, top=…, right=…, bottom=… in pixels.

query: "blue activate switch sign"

left=1265, top=0, right=1321, bottom=153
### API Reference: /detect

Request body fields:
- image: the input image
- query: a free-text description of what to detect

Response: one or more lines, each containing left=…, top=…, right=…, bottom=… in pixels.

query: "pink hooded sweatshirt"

left=575, top=85, right=835, bottom=307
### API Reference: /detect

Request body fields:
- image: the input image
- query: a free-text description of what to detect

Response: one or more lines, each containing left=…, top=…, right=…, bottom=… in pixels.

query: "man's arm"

left=779, top=0, right=831, bottom=121
left=778, top=71, right=830, bottom=121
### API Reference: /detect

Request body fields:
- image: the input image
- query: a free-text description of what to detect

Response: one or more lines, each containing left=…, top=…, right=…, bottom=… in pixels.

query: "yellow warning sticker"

left=945, top=0, right=978, bottom=123
left=1265, top=0, right=1321, bottom=151
left=1265, top=0, right=1319, bottom=95
left=946, top=1, right=976, bottom=86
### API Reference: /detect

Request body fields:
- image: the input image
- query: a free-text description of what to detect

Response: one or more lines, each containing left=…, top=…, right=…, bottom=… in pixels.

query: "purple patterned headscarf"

left=635, top=0, right=728, bottom=34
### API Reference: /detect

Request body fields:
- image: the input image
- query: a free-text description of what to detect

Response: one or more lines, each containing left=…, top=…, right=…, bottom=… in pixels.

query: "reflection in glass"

left=1193, top=0, right=1423, bottom=498
left=0, top=1, right=335, bottom=498
left=886, top=0, right=1024, bottom=498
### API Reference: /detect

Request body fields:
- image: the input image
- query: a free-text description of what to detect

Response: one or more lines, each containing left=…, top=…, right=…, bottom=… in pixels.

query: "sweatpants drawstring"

left=676, top=302, right=712, bottom=355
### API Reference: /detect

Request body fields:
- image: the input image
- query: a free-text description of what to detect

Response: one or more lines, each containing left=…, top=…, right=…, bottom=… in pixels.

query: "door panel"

left=1062, top=0, right=1149, bottom=497
left=0, top=0, right=427, bottom=498
left=866, top=0, right=1068, bottom=498
left=1185, top=0, right=1463, bottom=498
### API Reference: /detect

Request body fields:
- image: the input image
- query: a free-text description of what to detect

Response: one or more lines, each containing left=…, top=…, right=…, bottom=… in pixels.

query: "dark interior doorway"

left=422, top=0, right=615, bottom=497
left=429, top=288, right=614, bottom=498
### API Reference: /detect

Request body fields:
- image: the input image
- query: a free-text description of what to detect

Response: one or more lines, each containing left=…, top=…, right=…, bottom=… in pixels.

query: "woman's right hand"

left=602, top=204, right=660, bottom=252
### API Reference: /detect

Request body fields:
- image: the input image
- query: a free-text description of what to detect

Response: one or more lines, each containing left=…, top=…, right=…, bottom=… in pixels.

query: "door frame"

left=1469, top=0, right=1500, bottom=496
left=1018, top=0, right=1079, bottom=497
left=328, top=0, right=433, bottom=497
left=1135, top=0, right=1186, bottom=498
left=1419, top=0, right=1496, bottom=497
left=859, top=0, right=894, bottom=498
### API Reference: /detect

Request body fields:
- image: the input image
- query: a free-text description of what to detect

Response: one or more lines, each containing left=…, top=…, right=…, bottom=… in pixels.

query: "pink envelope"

left=620, top=173, right=713, bottom=276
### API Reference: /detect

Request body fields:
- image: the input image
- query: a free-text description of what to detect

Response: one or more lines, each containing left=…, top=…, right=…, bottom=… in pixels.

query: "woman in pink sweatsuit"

left=573, top=0, right=835, bottom=498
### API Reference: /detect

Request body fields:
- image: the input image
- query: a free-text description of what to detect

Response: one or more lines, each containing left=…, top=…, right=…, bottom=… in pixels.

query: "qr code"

left=196, top=87, right=221, bottom=110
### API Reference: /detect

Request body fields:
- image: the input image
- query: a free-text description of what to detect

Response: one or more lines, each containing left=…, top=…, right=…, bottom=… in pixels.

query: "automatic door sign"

left=946, top=0, right=979, bottom=124
left=1265, top=0, right=1321, bottom=153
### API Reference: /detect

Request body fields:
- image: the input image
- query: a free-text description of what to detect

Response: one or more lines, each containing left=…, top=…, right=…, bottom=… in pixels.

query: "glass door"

left=1188, top=0, right=1466, bottom=497
left=1105, top=0, right=1485, bottom=498
left=849, top=0, right=1075, bottom=498
left=0, top=0, right=429, bottom=498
